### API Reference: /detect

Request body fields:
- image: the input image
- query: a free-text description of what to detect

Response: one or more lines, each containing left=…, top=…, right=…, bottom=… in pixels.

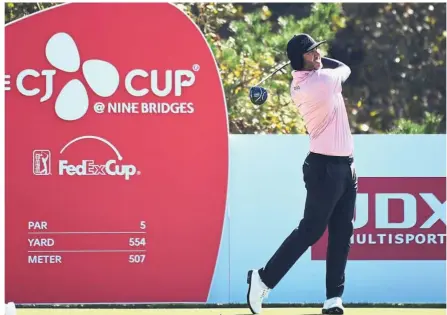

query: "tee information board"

left=5, top=3, right=229, bottom=304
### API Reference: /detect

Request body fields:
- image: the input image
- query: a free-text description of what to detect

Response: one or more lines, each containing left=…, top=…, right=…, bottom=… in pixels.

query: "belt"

left=307, top=151, right=353, bottom=164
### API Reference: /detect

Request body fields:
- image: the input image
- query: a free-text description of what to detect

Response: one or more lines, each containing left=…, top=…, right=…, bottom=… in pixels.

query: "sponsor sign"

left=5, top=3, right=228, bottom=304
left=311, top=177, right=446, bottom=260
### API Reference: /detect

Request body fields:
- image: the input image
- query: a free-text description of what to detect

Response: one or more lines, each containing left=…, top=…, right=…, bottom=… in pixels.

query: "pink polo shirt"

left=290, top=67, right=354, bottom=157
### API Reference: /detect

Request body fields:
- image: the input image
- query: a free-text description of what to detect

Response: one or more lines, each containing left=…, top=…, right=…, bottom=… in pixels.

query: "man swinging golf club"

left=246, top=33, right=357, bottom=315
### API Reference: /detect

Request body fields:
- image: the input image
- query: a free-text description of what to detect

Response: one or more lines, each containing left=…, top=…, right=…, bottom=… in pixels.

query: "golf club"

left=249, top=61, right=291, bottom=105
left=255, top=60, right=291, bottom=86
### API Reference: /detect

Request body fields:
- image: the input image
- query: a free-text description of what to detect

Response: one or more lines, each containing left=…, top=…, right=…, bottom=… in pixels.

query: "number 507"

left=129, top=255, right=145, bottom=263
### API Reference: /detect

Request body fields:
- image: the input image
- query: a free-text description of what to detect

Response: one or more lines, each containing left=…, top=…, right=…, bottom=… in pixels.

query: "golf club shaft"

left=256, top=61, right=291, bottom=86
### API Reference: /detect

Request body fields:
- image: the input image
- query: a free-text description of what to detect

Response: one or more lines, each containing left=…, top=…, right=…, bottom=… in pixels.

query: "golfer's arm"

left=322, top=57, right=351, bottom=83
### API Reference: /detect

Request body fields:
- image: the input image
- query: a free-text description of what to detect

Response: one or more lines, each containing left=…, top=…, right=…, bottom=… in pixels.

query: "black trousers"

left=258, top=152, right=358, bottom=299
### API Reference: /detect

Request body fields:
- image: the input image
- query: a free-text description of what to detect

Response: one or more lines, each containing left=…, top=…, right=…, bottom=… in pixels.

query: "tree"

left=180, top=3, right=343, bottom=134
left=330, top=3, right=446, bottom=134
left=5, top=2, right=61, bottom=23
left=388, top=112, right=443, bottom=134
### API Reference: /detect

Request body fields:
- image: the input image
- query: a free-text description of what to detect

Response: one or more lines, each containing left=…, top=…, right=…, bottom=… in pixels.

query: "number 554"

left=129, top=238, right=146, bottom=247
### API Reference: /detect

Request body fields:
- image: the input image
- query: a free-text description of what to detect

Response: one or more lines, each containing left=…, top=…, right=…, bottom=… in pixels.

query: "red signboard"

left=6, top=3, right=228, bottom=303
left=312, top=177, right=446, bottom=261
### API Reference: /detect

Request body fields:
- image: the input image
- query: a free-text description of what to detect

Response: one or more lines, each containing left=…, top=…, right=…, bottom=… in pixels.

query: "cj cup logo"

left=34, top=135, right=139, bottom=180
left=6, top=32, right=199, bottom=121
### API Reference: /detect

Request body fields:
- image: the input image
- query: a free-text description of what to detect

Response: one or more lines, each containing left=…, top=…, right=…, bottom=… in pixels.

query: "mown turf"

left=16, top=308, right=446, bottom=315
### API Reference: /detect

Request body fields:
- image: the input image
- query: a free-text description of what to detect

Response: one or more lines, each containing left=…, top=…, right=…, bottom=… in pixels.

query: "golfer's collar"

left=292, top=70, right=314, bottom=79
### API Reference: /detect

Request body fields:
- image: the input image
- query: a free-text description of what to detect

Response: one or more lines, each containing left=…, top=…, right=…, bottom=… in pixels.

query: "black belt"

left=307, top=152, right=353, bottom=164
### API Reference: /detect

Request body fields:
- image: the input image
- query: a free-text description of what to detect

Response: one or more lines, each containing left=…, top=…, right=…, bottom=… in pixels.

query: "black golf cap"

left=287, top=34, right=326, bottom=70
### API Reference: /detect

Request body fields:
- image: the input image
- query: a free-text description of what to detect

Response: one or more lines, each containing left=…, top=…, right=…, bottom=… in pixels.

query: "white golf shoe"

left=5, top=302, right=17, bottom=315
left=322, top=297, right=344, bottom=314
left=246, top=269, right=270, bottom=314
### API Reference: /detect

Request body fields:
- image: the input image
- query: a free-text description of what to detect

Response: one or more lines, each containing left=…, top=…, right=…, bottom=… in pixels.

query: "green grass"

left=15, top=308, right=447, bottom=315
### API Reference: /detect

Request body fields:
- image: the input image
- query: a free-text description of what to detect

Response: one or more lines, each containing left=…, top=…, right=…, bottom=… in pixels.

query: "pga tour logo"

left=33, top=136, right=138, bottom=180
left=5, top=32, right=199, bottom=121
left=33, top=150, right=51, bottom=175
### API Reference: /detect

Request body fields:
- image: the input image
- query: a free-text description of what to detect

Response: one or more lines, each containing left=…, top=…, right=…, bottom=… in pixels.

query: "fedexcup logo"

left=34, top=135, right=139, bottom=180
left=6, top=32, right=199, bottom=121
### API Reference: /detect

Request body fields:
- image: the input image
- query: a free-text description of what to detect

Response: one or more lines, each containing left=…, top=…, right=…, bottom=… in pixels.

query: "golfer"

left=247, top=34, right=358, bottom=315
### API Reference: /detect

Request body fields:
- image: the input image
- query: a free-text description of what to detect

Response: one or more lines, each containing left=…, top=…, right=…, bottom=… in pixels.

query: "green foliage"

left=333, top=3, right=446, bottom=134
left=180, top=3, right=342, bottom=134
left=388, top=112, right=444, bottom=134
left=5, top=2, right=61, bottom=23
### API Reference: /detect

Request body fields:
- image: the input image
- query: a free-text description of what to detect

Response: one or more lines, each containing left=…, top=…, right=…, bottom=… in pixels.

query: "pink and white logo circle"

left=45, top=32, right=120, bottom=121
left=6, top=3, right=228, bottom=304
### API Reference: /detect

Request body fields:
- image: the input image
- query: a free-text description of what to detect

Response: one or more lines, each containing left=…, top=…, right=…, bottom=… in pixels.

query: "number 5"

left=140, top=221, right=146, bottom=230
